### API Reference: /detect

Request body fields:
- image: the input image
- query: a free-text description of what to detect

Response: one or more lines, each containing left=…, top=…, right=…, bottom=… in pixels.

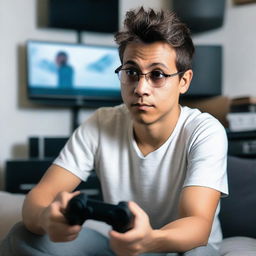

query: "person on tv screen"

left=55, top=51, right=74, bottom=89
left=0, top=6, right=228, bottom=256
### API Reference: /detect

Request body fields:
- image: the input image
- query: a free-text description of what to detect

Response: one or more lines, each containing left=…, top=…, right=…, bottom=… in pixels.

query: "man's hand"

left=39, top=191, right=82, bottom=242
left=109, top=201, right=154, bottom=256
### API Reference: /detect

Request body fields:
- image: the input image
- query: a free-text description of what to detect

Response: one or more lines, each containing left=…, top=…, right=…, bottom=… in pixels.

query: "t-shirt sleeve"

left=53, top=111, right=99, bottom=182
left=183, top=115, right=229, bottom=197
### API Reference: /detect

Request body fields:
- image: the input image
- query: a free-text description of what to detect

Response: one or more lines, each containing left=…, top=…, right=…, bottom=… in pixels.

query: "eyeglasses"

left=114, top=66, right=185, bottom=88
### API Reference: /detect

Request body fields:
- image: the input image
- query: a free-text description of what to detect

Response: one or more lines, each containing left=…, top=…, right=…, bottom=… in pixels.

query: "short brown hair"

left=115, top=7, right=195, bottom=73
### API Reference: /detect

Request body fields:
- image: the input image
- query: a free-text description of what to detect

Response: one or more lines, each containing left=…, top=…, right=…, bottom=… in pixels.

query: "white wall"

left=193, top=0, right=256, bottom=97
left=0, top=0, right=256, bottom=189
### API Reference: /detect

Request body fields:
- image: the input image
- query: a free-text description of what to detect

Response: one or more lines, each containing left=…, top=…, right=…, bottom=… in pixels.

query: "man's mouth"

left=131, top=103, right=154, bottom=110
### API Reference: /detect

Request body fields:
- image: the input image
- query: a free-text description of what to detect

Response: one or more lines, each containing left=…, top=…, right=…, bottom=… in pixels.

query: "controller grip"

left=111, top=201, right=134, bottom=233
left=64, top=194, right=89, bottom=225
left=64, top=193, right=134, bottom=233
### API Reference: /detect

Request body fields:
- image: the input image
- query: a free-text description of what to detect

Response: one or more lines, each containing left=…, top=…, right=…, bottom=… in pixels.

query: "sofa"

left=219, top=156, right=256, bottom=255
left=0, top=156, right=256, bottom=255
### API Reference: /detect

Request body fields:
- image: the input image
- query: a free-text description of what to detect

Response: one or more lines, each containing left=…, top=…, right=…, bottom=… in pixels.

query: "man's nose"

left=134, top=74, right=151, bottom=95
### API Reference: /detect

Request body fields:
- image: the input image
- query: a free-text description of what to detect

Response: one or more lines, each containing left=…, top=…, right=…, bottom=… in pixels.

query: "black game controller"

left=64, top=193, right=134, bottom=233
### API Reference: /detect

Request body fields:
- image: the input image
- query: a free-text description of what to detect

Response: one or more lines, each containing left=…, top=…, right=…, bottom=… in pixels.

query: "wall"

left=192, top=0, right=256, bottom=97
left=0, top=0, right=256, bottom=189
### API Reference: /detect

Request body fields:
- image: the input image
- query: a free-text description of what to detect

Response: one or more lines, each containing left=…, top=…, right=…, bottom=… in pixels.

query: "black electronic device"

left=5, top=159, right=102, bottom=199
left=48, top=0, right=119, bottom=33
left=227, top=130, right=256, bottom=158
left=5, top=159, right=52, bottom=193
left=173, top=0, right=225, bottom=33
left=182, top=45, right=222, bottom=98
left=65, top=193, right=134, bottom=233
left=26, top=40, right=122, bottom=107
left=29, top=137, right=40, bottom=158
left=44, top=137, right=69, bottom=158
left=29, top=136, right=69, bottom=158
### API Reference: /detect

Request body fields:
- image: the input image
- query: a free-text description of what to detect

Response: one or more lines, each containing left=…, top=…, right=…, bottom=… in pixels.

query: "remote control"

left=64, top=193, right=134, bottom=233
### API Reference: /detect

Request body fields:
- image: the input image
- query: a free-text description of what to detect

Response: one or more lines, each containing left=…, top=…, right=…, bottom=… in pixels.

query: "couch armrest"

left=0, top=192, right=25, bottom=240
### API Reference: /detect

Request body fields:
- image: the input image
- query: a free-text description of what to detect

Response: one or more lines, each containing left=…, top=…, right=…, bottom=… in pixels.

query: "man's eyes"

left=150, top=70, right=165, bottom=79
left=125, top=69, right=139, bottom=76
left=125, top=69, right=166, bottom=78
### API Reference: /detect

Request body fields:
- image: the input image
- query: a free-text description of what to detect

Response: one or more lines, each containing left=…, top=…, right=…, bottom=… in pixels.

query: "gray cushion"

left=220, top=236, right=256, bottom=256
left=0, top=192, right=25, bottom=240
left=219, top=156, right=256, bottom=238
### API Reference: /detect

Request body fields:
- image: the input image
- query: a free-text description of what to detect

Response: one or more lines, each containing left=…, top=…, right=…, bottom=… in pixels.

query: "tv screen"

left=26, top=40, right=122, bottom=107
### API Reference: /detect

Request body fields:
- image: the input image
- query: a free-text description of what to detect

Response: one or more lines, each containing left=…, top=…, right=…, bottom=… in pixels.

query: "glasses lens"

left=119, top=70, right=138, bottom=84
left=117, top=69, right=167, bottom=87
left=148, top=71, right=166, bottom=87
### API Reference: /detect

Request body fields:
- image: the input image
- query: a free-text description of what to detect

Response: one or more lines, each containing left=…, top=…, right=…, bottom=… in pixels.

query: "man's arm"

left=158, top=186, right=220, bottom=251
left=22, top=164, right=82, bottom=240
left=109, top=186, right=220, bottom=255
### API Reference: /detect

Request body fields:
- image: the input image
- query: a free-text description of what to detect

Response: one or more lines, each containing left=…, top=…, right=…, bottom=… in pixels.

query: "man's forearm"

left=144, top=216, right=211, bottom=253
left=22, top=188, right=52, bottom=235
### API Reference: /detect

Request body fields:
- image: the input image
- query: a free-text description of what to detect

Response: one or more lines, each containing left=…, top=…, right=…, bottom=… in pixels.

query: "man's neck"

left=133, top=107, right=181, bottom=156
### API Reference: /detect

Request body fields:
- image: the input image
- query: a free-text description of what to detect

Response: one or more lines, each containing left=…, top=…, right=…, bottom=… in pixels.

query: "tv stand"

left=71, top=106, right=80, bottom=131
left=70, top=31, right=82, bottom=132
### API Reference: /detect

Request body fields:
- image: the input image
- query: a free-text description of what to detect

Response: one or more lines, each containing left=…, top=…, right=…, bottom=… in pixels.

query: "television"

left=26, top=40, right=122, bottom=107
left=48, top=0, right=119, bottom=33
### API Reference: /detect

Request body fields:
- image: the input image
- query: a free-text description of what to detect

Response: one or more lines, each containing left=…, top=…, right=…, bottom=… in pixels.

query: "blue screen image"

left=26, top=40, right=122, bottom=103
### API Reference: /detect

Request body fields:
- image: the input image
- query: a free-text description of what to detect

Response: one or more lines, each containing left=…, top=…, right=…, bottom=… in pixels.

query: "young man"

left=0, top=7, right=228, bottom=256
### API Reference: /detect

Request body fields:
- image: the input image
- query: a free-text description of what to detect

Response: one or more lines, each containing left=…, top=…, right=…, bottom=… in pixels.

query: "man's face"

left=121, top=41, right=192, bottom=126
left=56, top=54, right=67, bottom=66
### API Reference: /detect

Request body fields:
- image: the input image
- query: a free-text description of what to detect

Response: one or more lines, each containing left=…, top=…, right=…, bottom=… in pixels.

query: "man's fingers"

left=128, top=201, right=144, bottom=216
left=109, top=225, right=144, bottom=243
left=56, top=191, right=81, bottom=212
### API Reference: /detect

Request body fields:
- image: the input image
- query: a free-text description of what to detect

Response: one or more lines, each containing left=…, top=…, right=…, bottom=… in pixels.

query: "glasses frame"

left=114, top=65, right=185, bottom=88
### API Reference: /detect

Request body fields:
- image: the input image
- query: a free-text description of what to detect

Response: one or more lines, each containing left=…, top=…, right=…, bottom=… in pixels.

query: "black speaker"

left=5, top=159, right=51, bottom=193
left=173, top=0, right=225, bottom=33
left=183, top=45, right=222, bottom=98
left=48, top=0, right=119, bottom=33
left=5, top=159, right=102, bottom=199
left=44, top=137, right=69, bottom=158
left=29, top=137, right=40, bottom=158
left=28, top=137, right=68, bottom=158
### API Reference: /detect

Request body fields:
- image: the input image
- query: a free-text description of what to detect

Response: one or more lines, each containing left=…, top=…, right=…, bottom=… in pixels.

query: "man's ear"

left=179, top=69, right=193, bottom=94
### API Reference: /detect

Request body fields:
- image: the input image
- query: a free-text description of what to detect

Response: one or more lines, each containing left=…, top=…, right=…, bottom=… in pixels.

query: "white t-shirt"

left=54, top=104, right=228, bottom=249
